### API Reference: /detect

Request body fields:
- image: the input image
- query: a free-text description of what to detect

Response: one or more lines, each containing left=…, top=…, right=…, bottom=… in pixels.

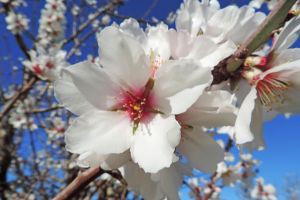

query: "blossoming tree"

left=0, top=0, right=300, bottom=199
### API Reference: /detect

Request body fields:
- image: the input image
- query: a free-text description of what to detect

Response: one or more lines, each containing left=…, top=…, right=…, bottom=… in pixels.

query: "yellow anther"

left=133, top=104, right=140, bottom=111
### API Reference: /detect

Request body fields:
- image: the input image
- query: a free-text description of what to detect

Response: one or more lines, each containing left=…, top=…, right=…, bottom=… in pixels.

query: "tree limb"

left=53, top=167, right=104, bottom=200
left=212, top=0, right=297, bottom=84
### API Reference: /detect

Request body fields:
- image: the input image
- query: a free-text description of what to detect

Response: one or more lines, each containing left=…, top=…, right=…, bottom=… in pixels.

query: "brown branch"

left=202, top=139, right=234, bottom=200
left=226, top=0, right=297, bottom=72
left=2, top=3, right=30, bottom=59
left=53, top=167, right=104, bottom=200
left=212, top=0, right=297, bottom=84
left=0, top=77, right=37, bottom=121
left=28, top=105, right=63, bottom=114
left=53, top=167, right=127, bottom=200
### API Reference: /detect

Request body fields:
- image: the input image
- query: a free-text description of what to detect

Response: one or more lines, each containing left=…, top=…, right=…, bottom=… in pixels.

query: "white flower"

left=38, top=0, right=66, bottom=46
left=176, top=0, right=266, bottom=45
left=216, top=162, right=239, bottom=186
left=5, top=12, right=29, bottom=34
left=55, top=25, right=212, bottom=173
left=250, top=178, right=277, bottom=200
left=168, top=29, right=236, bottom=67
left=234, top=16, right=300, bottom=147
left=8, top=107, right=26, bottom=129
left=23, top=47, right=68, bottom=81
left=71, top=5, right=80, bottom=16
left=120, top=18, right=236, bottom=68
left=1, top=0, right=26, bottom=7
left=49, top=117, right=66, bottom=134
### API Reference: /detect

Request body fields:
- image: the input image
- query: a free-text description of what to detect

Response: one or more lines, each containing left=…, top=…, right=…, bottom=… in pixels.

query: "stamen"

left=242, top=67, right=291, bottom=107
left=110, top=82, right=158, bottom=133
left=256, top=74, right=291, bottom=107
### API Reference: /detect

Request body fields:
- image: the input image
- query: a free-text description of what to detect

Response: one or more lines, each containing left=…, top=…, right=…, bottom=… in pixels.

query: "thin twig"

left=62, top=0, right=123, bottom=46
left=0, top=77, right=37, bottom=121
left=53, top=167, right=104, bottom=200
left=142, top=0, right=160, bottom=19
left=28, top=105, right=63, bottom=114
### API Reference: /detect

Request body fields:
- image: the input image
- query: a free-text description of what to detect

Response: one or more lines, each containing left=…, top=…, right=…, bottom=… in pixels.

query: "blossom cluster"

left=4, top=0, right=29, bottom=35
left=3, top=0, right=300, bottom=199
left=23, top=47, right=68, bottom=81
left=38, top=0, right=66, bottom=47
left=49, top=0, right=300, bottom=198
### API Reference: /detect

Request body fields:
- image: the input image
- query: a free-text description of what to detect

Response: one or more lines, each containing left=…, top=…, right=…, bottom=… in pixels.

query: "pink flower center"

left=114, top=78, right=159, bottom=133
left=46, top=61, right=54, bottom=69
left=33, top=64, right=43, bottom=75
left=121, top=90, right=155, bottom=123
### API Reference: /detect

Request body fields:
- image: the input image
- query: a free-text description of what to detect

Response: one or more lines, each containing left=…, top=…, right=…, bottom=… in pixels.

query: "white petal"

left=130, top=115, right=181, bottom=173
left=179, top=90, right=237, bottom=127
left=62, top=61, right=121, bottom=110
left=65, top=110, right=133, bottom=155
left=259, top=61, right=300, bottom=113
left=206, top=5, right=240, bottom=43
left=153, top=165, right=182, bottom=200
left=154, top=59, right=212, bottom=115
left=205, top=6, right=265, bottom=44
left=272, top=15, right=300, bottom=52
left=234, top=87, right=257, bottom=144
left=168, top=29, right=194, bottom=59
left=226, top=6, right=265, bottom=45
left=176, top=0, right=219, bottom=37
left=198, top=39, right=236, bottom=67
left=262, top=58, right=300, bottom=76
left=119, top=18, right=147, bottom=44
left=242, top=101, right=265, bottom=151
left=101, top=151, right=131, bottom=170
left=179, top=128, right=224, bottom=173
left=77, top=151, right=107, bottom=168
left=270, top=48, right=300, bottom=66
left=274, top=82, right=300, bottom=113
left=54, top=71, right=96, bottom=115
left=123, top=162, right=164, bottom=200
left=145, top=23, right=171, bottom=60
left=98, top=26, right=150, bottom=89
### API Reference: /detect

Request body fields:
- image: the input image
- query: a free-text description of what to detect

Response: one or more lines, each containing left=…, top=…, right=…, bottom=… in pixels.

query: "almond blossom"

left=23, top=47, right=67, bottom=81
left=5, top=12, right=29, bottom=34
left=119, top=18, right=236, bottom=68
left=54, top=24, right=214, bottom=173
left=69, top=90, right=237, bottom=199
left=250, top=178, right=277, bottom=200
left=38, top=0, right=66, bottom=47
left=234, top=15, right=300, bottom=146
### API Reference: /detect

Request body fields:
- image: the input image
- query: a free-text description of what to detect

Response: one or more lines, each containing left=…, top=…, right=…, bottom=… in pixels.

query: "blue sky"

left=1, top=0, right=300, bottom=199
